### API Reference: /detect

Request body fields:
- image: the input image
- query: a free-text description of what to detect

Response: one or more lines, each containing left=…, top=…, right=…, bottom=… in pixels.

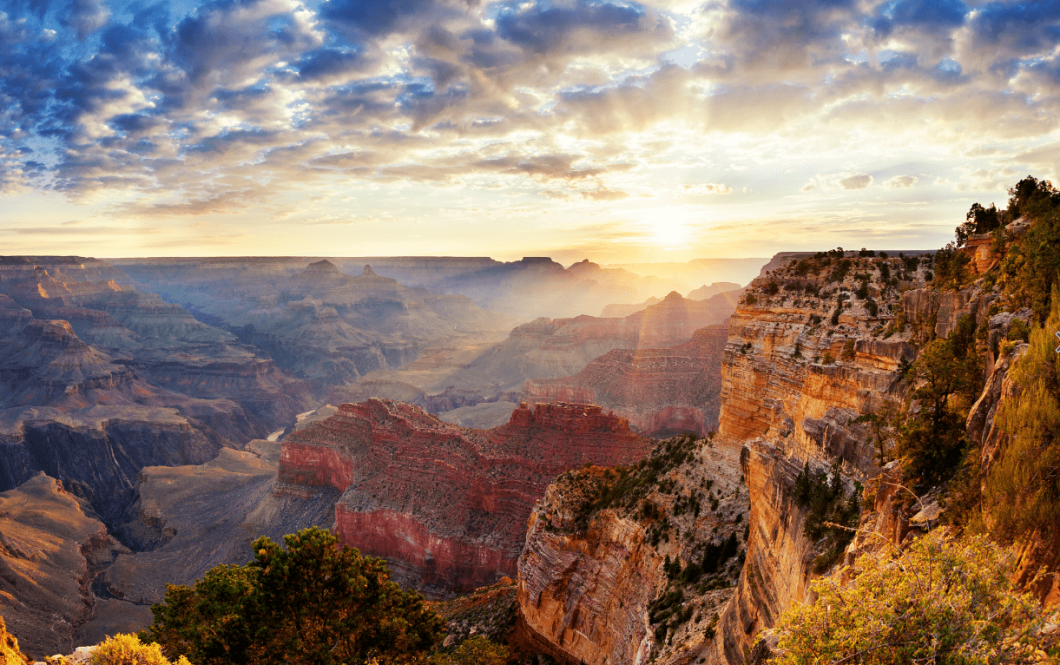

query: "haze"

left=2, top=0, right=1057, bottom=262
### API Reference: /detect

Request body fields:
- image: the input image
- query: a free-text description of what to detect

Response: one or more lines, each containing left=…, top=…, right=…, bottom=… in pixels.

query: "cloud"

left=170, top=0, right=321, bottom=88
left=63, top=0, right=109, bottom=40
left=497, top=0, right=673, bottom=57
left=581, top=187, right=629, bottom=201
left=0, top=224, right=161, bottom=235
left=0, top=0, right=1059, bottom=252
left=680, top=183, right=732, bottom=196
left=295, top=48, right=365, bottom=83
left=885, top=175, right=918, bottom=188
left=838, top=174, right=872, bottom=190
left=870, top=0, right=968, bottom=38
left=1011, top=142, right=1060, bottom=169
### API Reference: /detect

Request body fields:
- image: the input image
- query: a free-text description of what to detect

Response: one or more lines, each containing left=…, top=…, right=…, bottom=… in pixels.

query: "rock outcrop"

left=517, top=436, right=748, bottom=665
left=0, top=473, right=123, bottom=660
left=279, top=399, right=652, bottom=597
left=525, top=325, right=729, bottom=438
left=705, top=251, right=1005, bottom=664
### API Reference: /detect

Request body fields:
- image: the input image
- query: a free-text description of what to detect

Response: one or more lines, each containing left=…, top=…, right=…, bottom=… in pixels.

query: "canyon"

left=0, top=251, right=755, bottom=658
left=9, top=240, right=1041, bottom=665
left=0, top=258, right=315, bottom=526
left=345, top=289, right=739, bottom=428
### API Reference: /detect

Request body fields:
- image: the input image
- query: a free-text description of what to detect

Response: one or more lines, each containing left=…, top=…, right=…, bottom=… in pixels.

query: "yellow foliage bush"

left=88, top=634, right=190, bottom=665
left=771, top=531, right=1058, bottom=664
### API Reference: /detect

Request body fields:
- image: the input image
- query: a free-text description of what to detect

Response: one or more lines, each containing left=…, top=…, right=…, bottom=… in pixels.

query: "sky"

left=1, top=0, right=1059, bottom=263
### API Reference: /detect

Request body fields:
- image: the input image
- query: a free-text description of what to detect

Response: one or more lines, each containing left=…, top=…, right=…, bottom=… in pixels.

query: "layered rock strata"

left=707, top=252, right=999, bottom=664
left=279, top=399, right=652, bottom=596
left=0, top=258, right=316, bottom=520
left=356, top=290, right=738, bottom=408
left=516, top=250, right=1002, bottom=665
left=115, top=259, right=516, bottom=389
left=524, top=325, right=729, bottom=438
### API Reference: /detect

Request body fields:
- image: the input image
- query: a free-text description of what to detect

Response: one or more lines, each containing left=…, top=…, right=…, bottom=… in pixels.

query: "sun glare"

left=648, top=210, right=692, bottom=248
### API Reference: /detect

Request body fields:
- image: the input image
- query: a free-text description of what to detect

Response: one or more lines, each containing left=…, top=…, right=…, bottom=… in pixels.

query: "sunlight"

left=647, top=209, right=692, bottom=248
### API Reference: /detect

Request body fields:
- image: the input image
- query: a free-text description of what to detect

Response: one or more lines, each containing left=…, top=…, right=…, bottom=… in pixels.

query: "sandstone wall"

left=707, top=257, right=997, bottom=663
left=278, top=399, right=653, bottom=597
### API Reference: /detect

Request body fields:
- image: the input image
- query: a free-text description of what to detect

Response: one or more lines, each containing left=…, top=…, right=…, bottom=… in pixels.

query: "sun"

left=648, top=209, right=692, bottom=248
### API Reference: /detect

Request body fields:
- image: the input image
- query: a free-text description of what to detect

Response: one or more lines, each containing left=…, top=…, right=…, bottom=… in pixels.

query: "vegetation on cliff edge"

left=771, top=531, right=1059, bottom=664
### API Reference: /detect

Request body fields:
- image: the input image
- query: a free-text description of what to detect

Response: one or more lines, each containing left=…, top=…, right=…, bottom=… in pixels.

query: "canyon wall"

left=0, top=473, right=123, bottom=660
left=707, top=254, right=1004, bottom=664
left=278, top=399, right=652, bottom=597
left=515, top=250, right=1010, bottom=665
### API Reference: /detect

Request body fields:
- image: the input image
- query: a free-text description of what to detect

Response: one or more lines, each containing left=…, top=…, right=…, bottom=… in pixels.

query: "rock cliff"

left=515, top=249, right=1008, bottom=664
left=524, top=325, right=729, bottom=438
left=0, top=617, right=31, bottom=665
left=517, top=435, right=748, bottom=665
left=279, top=399, right=652, bottom=597
left=705, top=249, right=1011, bottom=664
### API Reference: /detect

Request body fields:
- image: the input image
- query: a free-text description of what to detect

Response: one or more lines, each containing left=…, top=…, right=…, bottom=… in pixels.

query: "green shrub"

left=771, top=531, right=1058, bottom=664
left=986, top=287, right=1060, bottom=548
left=147, top=528, right=444, bottom=665
left=428, top=636, right=507, bottom=665
left=898, top=315, right=982, bottom=487
left=792, top=461, right=860, bottom=572
left=829, top=259, right=852, bottom=283
left=933, top=244, right=972, bottom=291
left=1007, top=318, right=1031, bottom=342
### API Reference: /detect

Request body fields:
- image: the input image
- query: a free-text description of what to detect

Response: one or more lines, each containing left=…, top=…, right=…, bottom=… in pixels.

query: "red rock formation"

left=279, top=399, right=652, bottom=596
left=524, top=325, right=729, bottom=438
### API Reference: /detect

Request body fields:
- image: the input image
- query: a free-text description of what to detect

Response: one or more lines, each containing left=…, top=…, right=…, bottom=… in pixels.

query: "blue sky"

left=2, top=0, right=1059, bottom=262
